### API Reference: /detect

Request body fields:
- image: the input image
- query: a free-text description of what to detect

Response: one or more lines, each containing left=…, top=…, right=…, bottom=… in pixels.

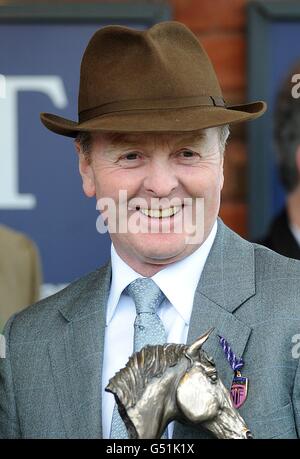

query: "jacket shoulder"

left=222, top=219, right=300, bottom=275
left=219, top=220, right=300, bottom=281
left=4, top=263, right=110, bottom=342
left=253, top=241, right=300, bottom=278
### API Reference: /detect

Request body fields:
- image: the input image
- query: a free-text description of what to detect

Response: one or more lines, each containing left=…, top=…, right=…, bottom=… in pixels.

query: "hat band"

left=78, top=95, right=226, bottom=123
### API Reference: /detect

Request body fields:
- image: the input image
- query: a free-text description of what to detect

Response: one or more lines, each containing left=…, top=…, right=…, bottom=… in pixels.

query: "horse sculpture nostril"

left=246, top=430, right=253, bottom=439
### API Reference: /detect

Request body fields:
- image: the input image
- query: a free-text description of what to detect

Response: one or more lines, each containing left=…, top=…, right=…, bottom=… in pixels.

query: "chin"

left=135, top=235, right=188, bottom=262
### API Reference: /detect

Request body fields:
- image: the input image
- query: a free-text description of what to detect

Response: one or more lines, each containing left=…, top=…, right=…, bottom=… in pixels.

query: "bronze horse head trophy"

left=106, top=328, right=253, bottom=439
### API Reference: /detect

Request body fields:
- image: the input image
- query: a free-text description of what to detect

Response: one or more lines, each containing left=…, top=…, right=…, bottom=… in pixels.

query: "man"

left=0, top=21, right=300, bottom=439
left=259, top=62, right=300, bottom=260
left=0, top=224, right=42, bottom=331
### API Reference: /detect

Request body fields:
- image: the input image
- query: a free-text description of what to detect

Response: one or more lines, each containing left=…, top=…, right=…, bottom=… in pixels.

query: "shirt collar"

left=106, top=246, right=142, bottom=325
left=152, top=221, right=217, bottom=324
left=106, top=220, right=218, bottom=325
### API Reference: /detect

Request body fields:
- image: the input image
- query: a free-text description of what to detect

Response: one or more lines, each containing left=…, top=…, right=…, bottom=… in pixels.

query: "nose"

left=143, top=160, right=179, bottom=197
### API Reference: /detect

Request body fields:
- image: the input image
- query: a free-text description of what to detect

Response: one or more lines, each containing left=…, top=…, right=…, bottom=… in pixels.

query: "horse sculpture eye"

left=209, top=372, right=218, bottom=383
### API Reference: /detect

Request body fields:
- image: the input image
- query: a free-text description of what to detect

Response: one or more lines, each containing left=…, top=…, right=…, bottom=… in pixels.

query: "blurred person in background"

left=259, top=63, right=300, bottom=259
left=0, top=224, right=42, bottom=331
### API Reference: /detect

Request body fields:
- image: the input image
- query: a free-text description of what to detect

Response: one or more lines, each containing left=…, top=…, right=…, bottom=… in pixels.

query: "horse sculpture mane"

left=106, top=343, right=188, bottom=410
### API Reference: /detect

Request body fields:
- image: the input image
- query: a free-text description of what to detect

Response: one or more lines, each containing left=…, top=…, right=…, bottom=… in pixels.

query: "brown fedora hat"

left=40, top=21, right=266, bottom=137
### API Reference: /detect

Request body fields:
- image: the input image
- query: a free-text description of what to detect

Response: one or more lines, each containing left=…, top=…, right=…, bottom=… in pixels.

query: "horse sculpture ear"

left=186, top=327, right=214, bottom=360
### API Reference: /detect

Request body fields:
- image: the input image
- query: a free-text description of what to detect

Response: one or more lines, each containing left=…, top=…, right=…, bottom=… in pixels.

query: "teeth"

left=138, top=206, right=181, bottom=218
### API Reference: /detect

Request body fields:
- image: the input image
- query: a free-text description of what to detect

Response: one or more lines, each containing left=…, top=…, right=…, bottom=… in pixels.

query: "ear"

left=186, top=328, right=214, bottom=360
left=75, top=141, right=96, bottom=198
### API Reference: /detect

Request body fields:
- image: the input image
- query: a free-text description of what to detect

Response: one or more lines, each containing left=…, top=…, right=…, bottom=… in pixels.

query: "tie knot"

left=126, top=278, right=165, bottom=314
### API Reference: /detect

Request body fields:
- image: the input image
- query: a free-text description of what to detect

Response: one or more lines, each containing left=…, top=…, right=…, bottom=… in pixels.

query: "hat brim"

left=40, top=101, right=267, bottom=138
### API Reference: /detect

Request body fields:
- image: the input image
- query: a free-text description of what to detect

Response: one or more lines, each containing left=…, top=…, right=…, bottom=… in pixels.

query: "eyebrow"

left=173, top=132, right=207, bottom=147
left=104, top=133, right=141, bottom=152
left=103, top=132, right=207, bottom=154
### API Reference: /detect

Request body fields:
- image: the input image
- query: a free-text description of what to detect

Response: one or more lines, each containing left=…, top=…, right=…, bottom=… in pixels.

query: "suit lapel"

left=48, top=261, right=111, bottom=439
left=174, top=220, right=255, bottom=439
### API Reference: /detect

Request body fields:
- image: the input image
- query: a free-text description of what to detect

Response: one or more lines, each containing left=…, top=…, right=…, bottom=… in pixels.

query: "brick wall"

left=5, top=0, right=250, bottom=236
left=173, top=0, right=249, bottom=236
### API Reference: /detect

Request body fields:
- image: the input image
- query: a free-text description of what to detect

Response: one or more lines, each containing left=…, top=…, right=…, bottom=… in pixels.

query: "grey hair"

left=274, top=61, right=300, bottom=193
left=75, top=131, right=93, bottom=164
left=218, top=124, right=230, bottom=155
left=75, top=124, right=230, bottom=161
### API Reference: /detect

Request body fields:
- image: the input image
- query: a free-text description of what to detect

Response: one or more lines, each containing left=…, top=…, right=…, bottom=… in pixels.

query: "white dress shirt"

left=102, top=220, right=218, bottom=438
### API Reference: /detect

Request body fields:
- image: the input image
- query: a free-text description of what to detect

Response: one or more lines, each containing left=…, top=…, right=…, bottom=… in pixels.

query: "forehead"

left=92, top=128, right=219, bottom=151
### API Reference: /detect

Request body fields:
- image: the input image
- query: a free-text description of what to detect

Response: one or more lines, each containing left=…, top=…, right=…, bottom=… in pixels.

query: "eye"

left=208, top=370, right=218, bottom=383
left=210, top=373, right=218, bottom=383
left=180, top=149, right=196, bottom=157
left=117, top=151, right=144, bottom=167
left=177, top=149, right=200, bottom=161
left=122, top=152, right=140, bottom=160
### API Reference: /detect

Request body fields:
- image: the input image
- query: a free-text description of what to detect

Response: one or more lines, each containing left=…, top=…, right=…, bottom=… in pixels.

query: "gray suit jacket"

left=1, top=220, right=300, bottom=439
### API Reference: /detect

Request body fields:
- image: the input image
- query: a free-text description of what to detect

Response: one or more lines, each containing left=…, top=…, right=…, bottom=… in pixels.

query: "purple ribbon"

left=218, top=335, right=244, bottom=372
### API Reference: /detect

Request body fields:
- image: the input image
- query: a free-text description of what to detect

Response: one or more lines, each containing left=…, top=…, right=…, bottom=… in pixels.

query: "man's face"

left=77, top=128, right=224, bottom=276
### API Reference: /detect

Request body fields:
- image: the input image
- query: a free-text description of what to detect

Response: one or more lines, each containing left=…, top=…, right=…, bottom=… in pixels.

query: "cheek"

left=176, top=370, right=220, bottom=423
left=185, top=168, right=223, bottom=198
left=92, top=173, right=116, bottom=201
left=205, top=166, right=224, bottom=197
left=94, top=180, right=107, bottom=200
left=94, top=169, right=142, bottom=200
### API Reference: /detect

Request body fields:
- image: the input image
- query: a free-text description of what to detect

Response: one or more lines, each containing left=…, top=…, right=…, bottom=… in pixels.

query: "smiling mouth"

left=133, top=205, right=183, bottom=219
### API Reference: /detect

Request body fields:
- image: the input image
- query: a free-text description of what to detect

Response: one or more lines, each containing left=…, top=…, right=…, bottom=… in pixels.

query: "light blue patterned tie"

left=110, top=278, right=167, bottom=439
